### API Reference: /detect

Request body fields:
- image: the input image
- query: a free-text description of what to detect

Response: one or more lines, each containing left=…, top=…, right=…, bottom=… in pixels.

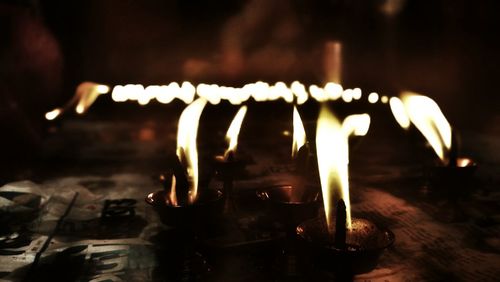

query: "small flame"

left=45, top=82, right=109, bottom=120
left=292, top=106, right=307, bottom=158
left=316, top=105, right=370, bottom=231
left=389, top=96, right=410, bottom=129
left=45, top=108, right=62, bottom=121
left=75, top=82, right=110, bottom=114
left=176, top=98, right=207, bottom=203
left=224, top=105, right=248, bottom=159
left=401, top=92, right=452, bottom=163
left=169, top=176, right=178, bottom=206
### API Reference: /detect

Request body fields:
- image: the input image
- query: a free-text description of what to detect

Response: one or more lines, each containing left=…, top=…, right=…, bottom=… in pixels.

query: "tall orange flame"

left=316, top=105, right=370, bottom=231
left=176, top=98, right=207, bottom=203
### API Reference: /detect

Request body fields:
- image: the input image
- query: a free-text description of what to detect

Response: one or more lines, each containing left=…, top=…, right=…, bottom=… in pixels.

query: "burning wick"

left=334, top=199, right=347, bottom=250
left=316, top=105, right=370, bottom=231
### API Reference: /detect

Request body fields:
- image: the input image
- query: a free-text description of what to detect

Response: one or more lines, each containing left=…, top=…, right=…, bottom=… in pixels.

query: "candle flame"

left=75, top=83, right=110, bottom=114
left=45, top=82, right=109, bottom=120
left=316, top=105, right=370, bottom=231
left=176, top=98, right=207, bottom=203
left=45, top=108, right=62, bottom=121
left=292, top=106, right=307, bottom=158
left=389, top=96, right=411, bottom=129
left=224, top=105, right=248, bottom=159
left=169, top=176, right=178, bottom=206
left=401, top=92, right=452, bottom=163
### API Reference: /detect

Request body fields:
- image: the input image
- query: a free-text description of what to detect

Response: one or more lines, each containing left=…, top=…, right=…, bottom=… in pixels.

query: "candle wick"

left=448, top=129, right=458, bottom=167
left=334, top=199, right=347, bottom=250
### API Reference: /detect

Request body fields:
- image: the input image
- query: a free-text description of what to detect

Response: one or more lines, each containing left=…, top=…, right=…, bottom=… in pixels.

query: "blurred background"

left=1, top=0, right=499, bottom=169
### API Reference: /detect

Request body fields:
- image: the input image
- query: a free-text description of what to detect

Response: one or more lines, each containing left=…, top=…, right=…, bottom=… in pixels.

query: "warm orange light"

left=292, top=106, right=307, bottom=158
left=401, top=92, right=452, bottom=163
left=176, top=98, right=207, bottom=203
left=224, top=105, right=248, bottom=159
left=316, top=106, right=370, bottom=231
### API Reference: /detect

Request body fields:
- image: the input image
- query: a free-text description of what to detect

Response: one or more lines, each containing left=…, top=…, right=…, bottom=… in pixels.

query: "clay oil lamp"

left=146, top=99, right=224, bottom=234
left=297, top=105, right=394, bottom=275
left=390, top=93, right=477, bottom=198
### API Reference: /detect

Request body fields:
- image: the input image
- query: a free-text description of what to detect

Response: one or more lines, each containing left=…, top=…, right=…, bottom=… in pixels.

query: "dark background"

left=1, top=0, right=499, bottom=165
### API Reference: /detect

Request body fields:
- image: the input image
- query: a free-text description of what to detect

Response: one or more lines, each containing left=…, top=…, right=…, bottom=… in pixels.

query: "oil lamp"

left=256, top=106, right=320, bottom=232
left=214, top=105, right=248, bottom=214
left=296, top=105, right=394, bottom=274
left=390, top=93, right=478, bottom=197
left=145, top=98, right=224, bottom=233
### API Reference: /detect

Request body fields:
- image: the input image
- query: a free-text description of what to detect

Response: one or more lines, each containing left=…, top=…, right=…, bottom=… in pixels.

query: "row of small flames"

left=44, top=81, right=456, bottom=231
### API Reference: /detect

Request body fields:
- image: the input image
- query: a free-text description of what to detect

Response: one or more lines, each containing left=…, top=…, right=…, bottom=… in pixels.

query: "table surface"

left=0, top=102, right=499, bottom=281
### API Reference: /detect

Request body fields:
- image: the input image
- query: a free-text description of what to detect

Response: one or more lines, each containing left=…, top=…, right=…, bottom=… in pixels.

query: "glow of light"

left=324, top=82, right=343, bottom=100
left=401, top=92, right=452, bottom=163
left=309, top=85, right=327, bottom=102
left=316, top=106, right=371, bottom=231
left=342, top=89, right=353, bottom=103
left=225, top=105, right=248, bottom=159
left=291, top=81, right=309, bottom=105
left=76, top=105, right=85, bottom=114
left=48, top=81, right=402, bottom=121
left=96, top=85, right=110, bottom=94
left=381, top=96, right=389, bottom=103
left=389, top=96, right=411, bottom=129
left=180, top=81, right=196, bottom=104
left=457, top=158, right=473, bottom=167
left=275, top=82, right=294, bottom=103
left=292, top=106, right=307, bottom=158
left=155, top=85, right=175, bottom=104
left=45, top=108, right=62, bottom=120
left=252, top=81, right=270, bottom=102
left=352, top=88, right=362, bottom=100
left=111, top=85, right=127, bottom=102
left=169, top=175, right=178, bottom=206
left=367, top=92, right=379, bottom=104
left=176, top=98, right=207, bottom=203
left=74, top=82, right=111, bottom=114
